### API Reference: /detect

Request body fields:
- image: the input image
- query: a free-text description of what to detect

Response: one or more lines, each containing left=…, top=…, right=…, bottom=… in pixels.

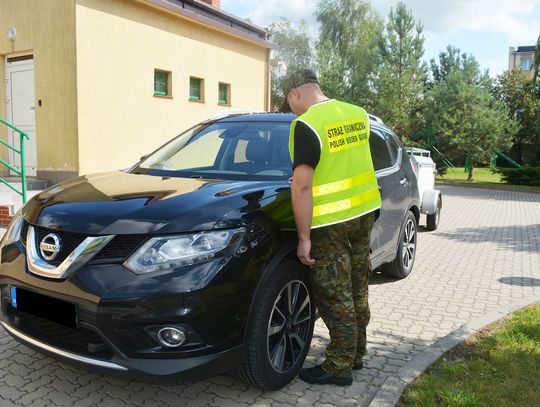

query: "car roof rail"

left=209, top=109, right=262, bottom=120
left=367, top=113, right=384, bottom=124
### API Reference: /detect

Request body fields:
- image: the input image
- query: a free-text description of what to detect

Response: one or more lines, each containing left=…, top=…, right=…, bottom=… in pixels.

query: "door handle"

left=400, top=178, right=408, bottom=186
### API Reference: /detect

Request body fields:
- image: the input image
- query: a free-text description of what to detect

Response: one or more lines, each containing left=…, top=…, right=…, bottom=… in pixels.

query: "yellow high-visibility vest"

left=289, top=99, right=381, bottom=228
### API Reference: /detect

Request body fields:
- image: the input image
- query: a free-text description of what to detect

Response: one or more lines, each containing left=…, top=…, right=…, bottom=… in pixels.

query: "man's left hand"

left=297, top=239, right=315, bottom=266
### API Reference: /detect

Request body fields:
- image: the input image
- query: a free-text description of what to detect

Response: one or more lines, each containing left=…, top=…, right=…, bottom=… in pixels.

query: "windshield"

left=133, top=121, right=293, bottom=181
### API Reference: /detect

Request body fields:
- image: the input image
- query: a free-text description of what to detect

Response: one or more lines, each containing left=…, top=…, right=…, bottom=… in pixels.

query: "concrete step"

left=0, top=178, right=47, bottom=225
left=0, top=176, right=51, bottom=191
left=0, top=189, right=42, bottom=217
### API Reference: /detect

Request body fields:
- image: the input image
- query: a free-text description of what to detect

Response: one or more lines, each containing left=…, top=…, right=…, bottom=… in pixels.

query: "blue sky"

left=221, top=0, right=540, bottom=76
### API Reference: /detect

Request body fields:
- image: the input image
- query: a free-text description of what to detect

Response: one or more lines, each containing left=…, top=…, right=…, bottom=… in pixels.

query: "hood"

left=22, top=172, right=288, bottom=234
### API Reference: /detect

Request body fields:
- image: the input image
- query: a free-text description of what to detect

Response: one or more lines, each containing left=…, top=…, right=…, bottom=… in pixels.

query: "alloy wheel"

left=267, top=280, right=312, bottom=373
left=401, top=218, right=416, bottom=271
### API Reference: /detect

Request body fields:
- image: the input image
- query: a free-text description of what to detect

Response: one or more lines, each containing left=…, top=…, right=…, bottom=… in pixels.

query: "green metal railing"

left=490, top=151, right=523, bottom=169
left=465, top=151, right=522, bottom=173
left=0, top=117, right=30, bottom=203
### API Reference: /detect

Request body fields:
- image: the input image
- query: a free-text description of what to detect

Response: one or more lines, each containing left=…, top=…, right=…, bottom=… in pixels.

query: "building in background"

left=0, top=0, right=272, bottom=184
left=508, top=45, right=537, bottom=81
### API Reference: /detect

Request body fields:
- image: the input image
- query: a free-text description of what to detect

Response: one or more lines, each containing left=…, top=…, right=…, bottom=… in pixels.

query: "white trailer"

left=405, top=148, right=442, bottom=231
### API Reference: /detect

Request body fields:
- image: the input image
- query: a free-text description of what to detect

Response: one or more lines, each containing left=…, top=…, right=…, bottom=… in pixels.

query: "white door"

left=6, top=56, right=37, bottom=176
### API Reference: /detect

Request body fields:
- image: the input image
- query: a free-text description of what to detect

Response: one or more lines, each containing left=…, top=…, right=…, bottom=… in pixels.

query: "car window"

left=137, top=121, right=293, bottom=180
left=167, top=129, right=225, bottom=168
left=385, top=132, right=400, bottom=166
left=369, top=129, right=394, bottom=171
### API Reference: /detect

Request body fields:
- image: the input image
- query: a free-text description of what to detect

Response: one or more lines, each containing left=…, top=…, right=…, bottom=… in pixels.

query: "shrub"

left=497, top=165, right=540, bottom=186
left=436, top=165, right=448, bottom=177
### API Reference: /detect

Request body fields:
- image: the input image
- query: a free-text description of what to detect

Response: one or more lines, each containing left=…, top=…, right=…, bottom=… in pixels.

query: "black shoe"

left=298, top=365, right=353, bottom=386
left=353, top=360, right=364, bottom=370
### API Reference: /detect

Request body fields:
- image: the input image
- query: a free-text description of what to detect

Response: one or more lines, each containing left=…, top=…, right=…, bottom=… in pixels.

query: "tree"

left=268, top=18, right=314, bottom=110
left=533, top=34, right=540, bottom=85
left=372, top=2, right=427, bottom=142
left=426, top=48, right=519, bottom=178
left=493, top=69, right=540, bottom=164
left=316, top=39, right=350, bottom=102
left=315, top=0, right=383, bottom=107
left=430, top=46, right=490, bottom=88
left=429, top=70, right=518, bottom=180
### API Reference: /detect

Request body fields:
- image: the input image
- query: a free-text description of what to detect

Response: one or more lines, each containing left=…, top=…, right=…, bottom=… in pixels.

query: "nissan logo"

left=39, top=233, right=61, bottom=261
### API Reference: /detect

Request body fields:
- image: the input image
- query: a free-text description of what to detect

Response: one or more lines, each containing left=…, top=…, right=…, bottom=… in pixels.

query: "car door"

left=370, top=128, right=410, bottom=263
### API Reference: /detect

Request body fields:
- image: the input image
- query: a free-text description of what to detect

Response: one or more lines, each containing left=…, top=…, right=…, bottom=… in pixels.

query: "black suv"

left=0, top=113, right=420, bottom=389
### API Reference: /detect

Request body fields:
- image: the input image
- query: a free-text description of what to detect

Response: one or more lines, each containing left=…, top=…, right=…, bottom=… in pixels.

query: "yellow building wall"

left=76, top=0, right=269, bottom=175
left=0, top=0, right=79, bottom=179
left=0, top=58, right=5, bottom=168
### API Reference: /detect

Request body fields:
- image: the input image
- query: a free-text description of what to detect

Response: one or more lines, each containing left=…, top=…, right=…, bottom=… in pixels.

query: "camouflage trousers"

left=310, top=212, right=375, bottom=377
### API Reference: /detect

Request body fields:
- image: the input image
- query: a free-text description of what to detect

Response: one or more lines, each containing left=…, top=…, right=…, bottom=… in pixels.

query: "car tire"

left=426, top=196, right=441, bottom=231
left=382, top=211, right=417, bottom=279
left=239, top=259, right=315, bottom=390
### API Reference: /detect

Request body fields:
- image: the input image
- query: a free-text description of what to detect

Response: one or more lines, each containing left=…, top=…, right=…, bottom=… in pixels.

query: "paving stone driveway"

left=1, top=185, right=539, bottom=407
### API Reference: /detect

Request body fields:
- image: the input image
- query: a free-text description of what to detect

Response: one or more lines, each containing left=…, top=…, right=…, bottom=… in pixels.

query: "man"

left=281, top=69, right=381, bottom=386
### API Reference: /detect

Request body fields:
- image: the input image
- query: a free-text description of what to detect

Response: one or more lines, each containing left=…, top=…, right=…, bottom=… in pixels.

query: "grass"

left=437, top=167, right=501, bottom=183
left=398, top=302, right=540, bottom=407
left=436, top=167, right=540, bottom=191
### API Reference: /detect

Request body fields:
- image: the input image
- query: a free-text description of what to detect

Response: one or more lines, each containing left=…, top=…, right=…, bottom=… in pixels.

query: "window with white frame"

left=520, top=58, right=533, bottom=70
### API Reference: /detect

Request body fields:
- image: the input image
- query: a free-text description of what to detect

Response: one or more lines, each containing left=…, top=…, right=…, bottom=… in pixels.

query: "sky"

left=221, top=0, right=540, bottom=77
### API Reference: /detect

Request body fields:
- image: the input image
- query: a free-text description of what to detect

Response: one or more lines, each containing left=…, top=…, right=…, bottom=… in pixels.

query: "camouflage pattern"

left=309, top=212, right=375, bottom=377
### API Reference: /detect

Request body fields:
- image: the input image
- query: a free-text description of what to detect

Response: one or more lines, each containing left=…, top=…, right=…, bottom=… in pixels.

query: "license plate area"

left=12, top=287, right=77, bottom=329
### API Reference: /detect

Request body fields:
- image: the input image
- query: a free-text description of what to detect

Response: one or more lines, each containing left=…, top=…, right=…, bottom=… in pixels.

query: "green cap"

left=282, top=69, right=319, bottom=96
left=279, top=69, right=319, bottom=112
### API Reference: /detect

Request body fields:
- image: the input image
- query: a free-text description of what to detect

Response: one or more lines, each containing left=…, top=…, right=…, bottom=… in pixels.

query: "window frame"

left=154, top=69, right=172, bottom=98
left=384, top=131, right=402, bottom=167
left=189, top=76, right=205, bottom=102
left=370, top=127, right=399, bottom=173
left=520, top=58, right=533, bottom=71
left=218, top=82, right=231, bottom=106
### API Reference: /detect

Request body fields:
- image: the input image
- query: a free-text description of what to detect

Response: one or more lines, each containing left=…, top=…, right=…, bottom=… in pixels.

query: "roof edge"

left=515, top=45, right=536, bottom=53
left=141, top=0, right=273, bottom=48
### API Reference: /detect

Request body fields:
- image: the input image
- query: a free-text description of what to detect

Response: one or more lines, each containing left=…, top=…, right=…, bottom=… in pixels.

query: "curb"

left=435, top=181, right=540, bottom=194
left=368, top=294, right=540, bottom=407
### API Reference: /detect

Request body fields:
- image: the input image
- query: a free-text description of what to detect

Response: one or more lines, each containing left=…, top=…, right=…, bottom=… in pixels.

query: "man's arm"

left=291, top=164, right=315, bottom=266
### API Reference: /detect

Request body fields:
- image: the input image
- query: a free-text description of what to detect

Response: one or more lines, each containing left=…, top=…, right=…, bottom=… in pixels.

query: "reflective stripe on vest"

left=290, top=100, right=381, bottom=228
left=312, top=171, right=374, bottom=198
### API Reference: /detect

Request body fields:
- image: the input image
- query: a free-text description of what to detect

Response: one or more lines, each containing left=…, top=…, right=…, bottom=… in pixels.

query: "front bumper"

left=1, top=321, right=243, bottom=380
left=0, top=239, right=258, bottom=380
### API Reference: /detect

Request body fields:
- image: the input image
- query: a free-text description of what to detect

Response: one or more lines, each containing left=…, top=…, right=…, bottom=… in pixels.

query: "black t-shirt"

left=292, top=121, right=321, bottom=170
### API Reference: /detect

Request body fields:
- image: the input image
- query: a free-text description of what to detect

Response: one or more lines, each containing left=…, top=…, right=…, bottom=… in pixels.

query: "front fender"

left=242, top=237, right=299, bottom=344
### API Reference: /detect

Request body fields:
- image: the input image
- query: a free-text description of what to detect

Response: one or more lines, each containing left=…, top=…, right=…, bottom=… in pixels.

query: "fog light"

left=157, top=327, right=186, bottom=348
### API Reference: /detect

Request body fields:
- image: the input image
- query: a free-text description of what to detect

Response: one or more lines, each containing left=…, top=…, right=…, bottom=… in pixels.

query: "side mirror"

left=140, top=154, right=149, bottom=162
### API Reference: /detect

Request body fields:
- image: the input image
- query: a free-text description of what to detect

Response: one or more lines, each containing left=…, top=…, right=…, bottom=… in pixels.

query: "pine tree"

left=428, top=67, right=518, bottom=180
left=372, top=2, right=427, bottom=142
left=493, top=69, right=540, bottom=164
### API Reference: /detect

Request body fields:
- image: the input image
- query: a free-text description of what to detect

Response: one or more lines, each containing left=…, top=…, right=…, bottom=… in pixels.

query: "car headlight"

left=123, top=229, right=244, bottom=274
left=1, top=210, right=24, bottom=247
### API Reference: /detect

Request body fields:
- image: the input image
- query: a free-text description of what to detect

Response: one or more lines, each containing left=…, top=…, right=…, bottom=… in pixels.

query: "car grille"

left=35, top=227, right=86, bottom=266
left=94, top=235, right=148, bottom=260
left=7, top=305, right=114, bottom=360
left=20, top=222, right=147, bottom=266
